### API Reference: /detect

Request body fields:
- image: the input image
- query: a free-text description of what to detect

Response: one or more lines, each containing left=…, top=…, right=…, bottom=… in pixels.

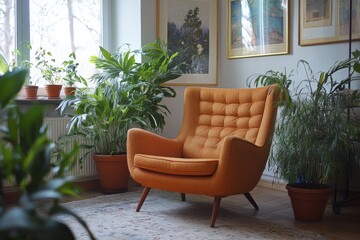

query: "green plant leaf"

left=0, top=53, right=9, bottom=73
left=49, top=205, right=96, bottom=240
left=0, top=69, right=27, bottom=108
left=35, top=219, right=76, bottom=240
left=354, top=62, right=360, bottom=73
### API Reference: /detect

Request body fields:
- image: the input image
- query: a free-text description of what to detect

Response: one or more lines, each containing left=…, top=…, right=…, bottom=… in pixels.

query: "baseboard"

left=73, top=175, right=100, bottom=191
left=257, top=178, right=287, bottom=192
left=2, top=175, right=142, bottom=205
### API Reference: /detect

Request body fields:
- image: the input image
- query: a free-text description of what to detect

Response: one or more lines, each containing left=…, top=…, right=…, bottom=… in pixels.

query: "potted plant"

left=62, top=52, right=87, bottom=96
left=0, top=68, right=95, bottom=239
left=0, top=50, right=38, bottom=99
left=249, top=50, right=360, bottom=222
left=34, top=47, right=63, bottom=99
left=57, top=41, right=182, bottom=194
left=21, top=58, right=40, bottom=99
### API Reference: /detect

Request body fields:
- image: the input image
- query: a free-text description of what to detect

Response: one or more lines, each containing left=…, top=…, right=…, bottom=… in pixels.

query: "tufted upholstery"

left=127, top=85, right=279, bottom=227
left=181, top=87, right=271, bottom=159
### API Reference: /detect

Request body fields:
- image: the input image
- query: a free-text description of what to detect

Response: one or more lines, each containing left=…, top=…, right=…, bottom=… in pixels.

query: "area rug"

left=60, top=190, right=326, bottom=240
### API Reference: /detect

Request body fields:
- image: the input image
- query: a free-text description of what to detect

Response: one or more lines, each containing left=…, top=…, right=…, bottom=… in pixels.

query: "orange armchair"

left=127, top=86, right=279, bottom=227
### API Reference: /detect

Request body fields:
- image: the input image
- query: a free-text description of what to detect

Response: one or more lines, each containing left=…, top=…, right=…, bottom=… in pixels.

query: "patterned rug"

left=60, top=190, right=326, bottom=240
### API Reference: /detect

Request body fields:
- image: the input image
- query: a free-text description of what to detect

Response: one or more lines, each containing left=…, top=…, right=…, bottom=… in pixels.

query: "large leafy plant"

left=0, top=69, right=95, bottom=239
left=249, top=50, right=360, bottom=186
left=58, top=40, right=182, bottom=155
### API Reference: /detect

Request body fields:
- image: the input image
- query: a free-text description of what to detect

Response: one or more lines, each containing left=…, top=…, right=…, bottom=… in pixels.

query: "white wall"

left=135, top=0, right=360, bottom=185
left=111, top=0, right=142, bottom=52
left=139, top=0, right=360, bottom=139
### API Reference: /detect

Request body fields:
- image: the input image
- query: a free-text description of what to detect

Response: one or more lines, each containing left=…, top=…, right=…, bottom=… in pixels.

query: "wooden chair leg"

left=181, top=193, right=186, bottom=201
left=136, top=187, right=151, bottom=212
left=244, top=192, right=259, bottom=210
left=210, top=197, right=222, bottom=228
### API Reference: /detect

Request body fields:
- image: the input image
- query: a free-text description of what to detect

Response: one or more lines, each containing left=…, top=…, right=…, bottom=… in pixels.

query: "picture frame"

left=157, top=0, right=218, bottom=86
left=299, top=0, right=360, bottom=46
left=226, top=0, right=289, bottom=59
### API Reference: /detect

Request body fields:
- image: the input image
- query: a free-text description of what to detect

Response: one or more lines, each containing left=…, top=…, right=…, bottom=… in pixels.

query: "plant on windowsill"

left=57, top=40, right=182, bottom=194
left=248, top=50, right=360, bottom=222
left=0, top=68, right=95, bottom=240
left=22, top=58, right=40, bottom=100
left=0, top=53, right=13, bottom=75
left=62, top=52, right=87, bottom=97
left=34, top=47, right=63, bottom=99
left=0, top=49, right=38, bottom=100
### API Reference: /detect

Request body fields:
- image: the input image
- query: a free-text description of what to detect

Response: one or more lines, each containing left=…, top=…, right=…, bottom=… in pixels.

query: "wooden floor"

left=213, top=186, right=360, bottom=240
left=71, top=184, right=360, bottom=240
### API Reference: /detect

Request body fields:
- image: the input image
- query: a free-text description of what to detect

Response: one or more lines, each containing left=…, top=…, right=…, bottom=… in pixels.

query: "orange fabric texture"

left=127, top=85, right=279, bottom=197
left=134, top=154, right=218, bottom=176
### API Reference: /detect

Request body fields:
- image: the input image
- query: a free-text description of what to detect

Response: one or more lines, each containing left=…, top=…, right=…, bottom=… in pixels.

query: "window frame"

left=14, top=0, right=109, bottom=71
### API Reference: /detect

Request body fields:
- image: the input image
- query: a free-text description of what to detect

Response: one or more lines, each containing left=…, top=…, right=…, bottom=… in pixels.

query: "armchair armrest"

left=212, top=136, right=271, bottom=195
left=127, top=128, right=183, bottom=173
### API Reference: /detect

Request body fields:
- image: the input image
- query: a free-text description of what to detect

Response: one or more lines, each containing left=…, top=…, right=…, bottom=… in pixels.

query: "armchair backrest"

left=177, top=86, right=279, bottom=158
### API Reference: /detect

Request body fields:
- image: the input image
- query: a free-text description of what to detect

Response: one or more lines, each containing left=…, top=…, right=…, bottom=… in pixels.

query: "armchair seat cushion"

left=134, top=154, right=218, bottom=176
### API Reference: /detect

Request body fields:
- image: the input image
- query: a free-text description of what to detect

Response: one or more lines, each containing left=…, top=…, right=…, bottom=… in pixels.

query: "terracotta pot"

left=286, top=184, right=332, bottom=222
left=45, top=84, right=62, bottom=99
left=93, top=154, right=130, bottom=194
left=64, top=86, right=76, bottom=96
left=24, top=85, right=39, bottom=99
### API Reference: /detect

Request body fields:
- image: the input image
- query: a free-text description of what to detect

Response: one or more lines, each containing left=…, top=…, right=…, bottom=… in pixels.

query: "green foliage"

left=0, top=69, right=95, bottom=239
left=250, top=50, right=360, bottom=185
left=0, top=54, right=9, bottom=74
left=62, top=52, right=87, bottom=87
left=58, top=40, right=182, bottom=155
left=247, top=68, right=293, bottom=107
left=34, top=47, right=62, bottom=85
left=1, top=44, right=36, bottom=86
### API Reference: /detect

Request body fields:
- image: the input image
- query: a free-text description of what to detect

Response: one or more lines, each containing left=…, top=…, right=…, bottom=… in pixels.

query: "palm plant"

left=250, top=50, right=360, bottom=186
left=58, top=40, right=182, bottom=156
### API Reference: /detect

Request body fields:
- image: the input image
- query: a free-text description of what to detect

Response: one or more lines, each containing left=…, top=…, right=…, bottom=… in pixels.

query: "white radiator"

left=45, top=117, right=98, bottom=178
left=3, top=118, right=97, bottom=188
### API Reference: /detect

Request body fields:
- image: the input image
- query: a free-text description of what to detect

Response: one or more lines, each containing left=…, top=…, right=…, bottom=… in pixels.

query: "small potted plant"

left=62, top=52, right=87, bottom=96
left=57, top=41, right=182, bottom=193
left=21, top=59, right=39, bottom=99
left=34, top=47, right=63, bottom=99
left=249, top=50, right=360, bottom=222
left=0, top=51, right=38, bottom=99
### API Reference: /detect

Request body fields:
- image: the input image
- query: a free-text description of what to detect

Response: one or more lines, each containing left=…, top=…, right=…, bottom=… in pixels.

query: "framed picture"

left=299, top=0, right=360, bottom=46
left=157, top=0, right=218, bottom=86
left=226, top=0, right=289, bottom=59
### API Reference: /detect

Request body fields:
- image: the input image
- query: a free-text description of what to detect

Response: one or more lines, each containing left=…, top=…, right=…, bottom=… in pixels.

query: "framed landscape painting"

left=157, top=0, right=218, bottom=85
left=227, top=0, right=289, bottom=59
left=299, top=0, right=360, bottom=46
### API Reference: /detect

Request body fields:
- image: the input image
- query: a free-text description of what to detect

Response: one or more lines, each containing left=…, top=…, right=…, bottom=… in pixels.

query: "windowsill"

left=15, top=97, right=63, bottom=105
left=14, top=96, right=65, bottom=118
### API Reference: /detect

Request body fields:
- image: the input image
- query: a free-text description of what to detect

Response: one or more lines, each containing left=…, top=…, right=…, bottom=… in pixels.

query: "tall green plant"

left=58, top=40, right=182, bottom=155
left=0, top=69, right=95, bottom=239
left=249, top=50, right=360, bottom=186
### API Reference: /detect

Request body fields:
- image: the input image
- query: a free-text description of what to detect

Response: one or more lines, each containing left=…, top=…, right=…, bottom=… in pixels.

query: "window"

left=0, top=0, right=15, bottom=62
left=1, top=0, right=103, bottom=86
